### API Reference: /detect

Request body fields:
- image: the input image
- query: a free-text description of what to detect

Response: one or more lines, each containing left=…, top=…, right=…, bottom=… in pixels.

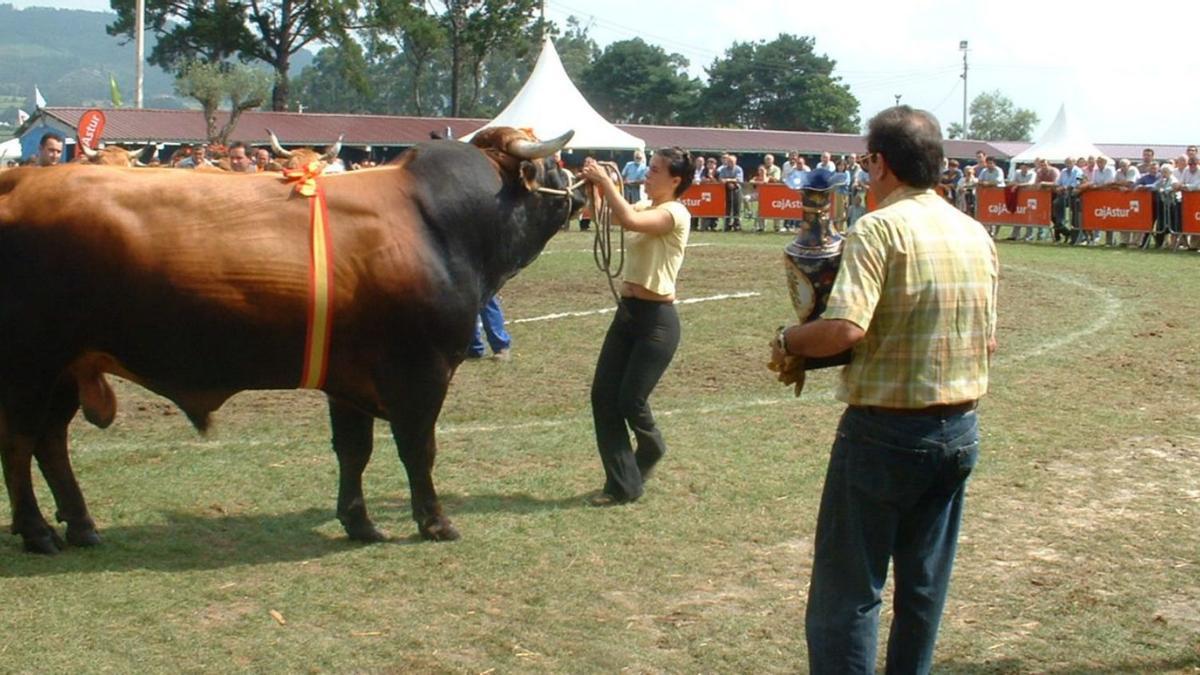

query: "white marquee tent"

left=0, top=137, right=22, bottom=162
left=1010, top=104, right=1106, bottom=164
left=462, top=38, right=644, bottom=151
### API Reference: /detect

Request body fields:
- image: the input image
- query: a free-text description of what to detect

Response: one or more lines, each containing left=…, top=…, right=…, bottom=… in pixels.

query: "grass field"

left=1, top=230, right=1198, bottom=673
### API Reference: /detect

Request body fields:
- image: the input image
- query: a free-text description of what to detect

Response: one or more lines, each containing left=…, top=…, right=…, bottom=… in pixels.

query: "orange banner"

left=1079, top=189, right=1153, bottom=231
left=680, top=183, right=727, bottom=218
left=975, top=186, right=1052, bottom=226
left=76, top=108, right=106, bottom=150
left=756, top=183, right=804, bottom=218
left=1182, top=191, right=1200, bottom=234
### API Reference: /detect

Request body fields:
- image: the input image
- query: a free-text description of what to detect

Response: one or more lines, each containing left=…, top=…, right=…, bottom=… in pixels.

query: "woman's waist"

left=621, top=281, right=674, bottom=303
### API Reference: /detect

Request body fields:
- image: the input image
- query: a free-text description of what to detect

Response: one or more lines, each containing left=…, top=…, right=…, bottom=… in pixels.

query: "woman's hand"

left=580, top=159, right=614, bottom=189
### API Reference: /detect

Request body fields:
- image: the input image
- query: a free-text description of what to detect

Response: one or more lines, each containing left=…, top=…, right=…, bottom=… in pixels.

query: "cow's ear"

left=520, top=160, right=540, bottom=192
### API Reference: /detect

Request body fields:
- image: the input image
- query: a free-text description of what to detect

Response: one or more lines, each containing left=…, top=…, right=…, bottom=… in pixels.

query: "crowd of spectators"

left=8, top=133, right=381, bottom=173
left=13, top=132, right=1197, bottom=251
left=686, top=150, right=870, bottom=233
left=671, top=143, right=1200, bottom=251
left=937, top=145, right=1200, bottom=250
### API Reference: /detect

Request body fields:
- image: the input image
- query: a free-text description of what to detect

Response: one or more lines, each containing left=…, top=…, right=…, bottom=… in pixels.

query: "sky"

left=12, top=0, right=1200, bottom=146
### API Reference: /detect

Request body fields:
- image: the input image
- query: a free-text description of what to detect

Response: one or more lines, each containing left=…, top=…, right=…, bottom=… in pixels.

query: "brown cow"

left=265, top=130, right=343, bottom=173
left=0, top=126, right=582, bottom=554
left=78, top=142, right=156, bottom=166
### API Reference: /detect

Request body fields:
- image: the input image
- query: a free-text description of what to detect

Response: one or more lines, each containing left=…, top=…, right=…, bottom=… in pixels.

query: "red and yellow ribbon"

left=285, top=161, right=334, bottom=389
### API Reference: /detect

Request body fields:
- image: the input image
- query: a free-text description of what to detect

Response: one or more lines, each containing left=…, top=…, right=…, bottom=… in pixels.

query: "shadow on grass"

left=937, top=651, right=1200, bottom=674
left=0, top=507, right=429, bottom=576
left=1, top=489, right=598, bottom=575
left=440, top=490, right=594, bottom=514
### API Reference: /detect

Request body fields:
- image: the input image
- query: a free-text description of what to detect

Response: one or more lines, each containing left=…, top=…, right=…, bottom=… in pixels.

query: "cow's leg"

left=33, top=377, right=100, bottom=547
left=328, top=397, right=385, bottom=543
left=380, top=359, right=459, bottom=542
left=1, top=428, right=63, bottom=555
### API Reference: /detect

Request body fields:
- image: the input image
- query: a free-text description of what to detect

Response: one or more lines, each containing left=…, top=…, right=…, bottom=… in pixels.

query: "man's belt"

left=852, top=401, right=977, bottom=417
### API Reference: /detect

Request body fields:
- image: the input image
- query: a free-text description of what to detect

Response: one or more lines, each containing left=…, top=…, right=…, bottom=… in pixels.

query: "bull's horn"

left=322, top=134, right=344, bottom=162
left=507, top=130, right=574, bottom=160
left=80, top=141, right=99, bottom=160
left=266, top=129, right=293, bottom=158
left=128, top=145, right=152, bottom=161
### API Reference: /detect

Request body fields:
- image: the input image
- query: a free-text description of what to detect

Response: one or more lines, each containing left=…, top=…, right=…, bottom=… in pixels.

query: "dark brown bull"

left=0, top=126, right=581, bottom=554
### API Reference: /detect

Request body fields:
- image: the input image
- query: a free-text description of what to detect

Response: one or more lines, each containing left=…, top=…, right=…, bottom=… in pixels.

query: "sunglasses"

left=861, top=152, right=879, bottom=166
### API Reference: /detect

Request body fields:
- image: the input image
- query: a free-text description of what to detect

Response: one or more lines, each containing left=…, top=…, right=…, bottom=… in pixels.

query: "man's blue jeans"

left=806, top=405, right=980, bottom=675
left=468, top=296, right=511, bottom=357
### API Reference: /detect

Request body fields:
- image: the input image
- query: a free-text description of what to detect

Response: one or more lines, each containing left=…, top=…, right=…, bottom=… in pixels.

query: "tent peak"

left=462, top=39, right=644, bottom=151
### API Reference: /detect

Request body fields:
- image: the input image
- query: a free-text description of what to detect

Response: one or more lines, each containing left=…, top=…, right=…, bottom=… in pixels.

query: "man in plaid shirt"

left=773, top=106, right=999, bottom=675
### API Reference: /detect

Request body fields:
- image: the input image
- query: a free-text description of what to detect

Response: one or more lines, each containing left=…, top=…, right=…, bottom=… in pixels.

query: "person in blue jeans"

left=467, top=295, right=511, bottom=360
left=772, top=105, right=999, bottom=674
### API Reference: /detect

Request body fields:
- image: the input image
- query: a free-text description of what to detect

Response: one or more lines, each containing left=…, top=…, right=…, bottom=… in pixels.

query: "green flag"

left=109, top=73, right=123, bottom=108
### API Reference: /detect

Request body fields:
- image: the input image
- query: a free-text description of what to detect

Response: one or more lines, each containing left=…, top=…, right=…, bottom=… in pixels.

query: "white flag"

left=16, top=109, right=29, bottom=125
left=34, top=85, right=46, bottom=109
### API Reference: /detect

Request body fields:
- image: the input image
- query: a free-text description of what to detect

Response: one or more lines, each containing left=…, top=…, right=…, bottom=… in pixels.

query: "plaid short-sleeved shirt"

left=823, top=186, right=999, bottom=408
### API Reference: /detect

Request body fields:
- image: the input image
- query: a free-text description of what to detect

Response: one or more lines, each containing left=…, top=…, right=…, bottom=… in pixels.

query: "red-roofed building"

left=21, top=106, right=1172, bottom=167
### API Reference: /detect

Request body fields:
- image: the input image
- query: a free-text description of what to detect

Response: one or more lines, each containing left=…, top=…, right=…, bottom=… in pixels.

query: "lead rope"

left=589, top=161, right=626, bottom=308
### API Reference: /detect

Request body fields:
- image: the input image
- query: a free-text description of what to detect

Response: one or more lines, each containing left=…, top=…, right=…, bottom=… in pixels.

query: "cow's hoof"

left=66, top=525, right=102, bottom=548
left=345, top=522, right=387, bottom=543
left=419, top=516, right=460, bottom=542
left=23, top=529, right=65, bottom=555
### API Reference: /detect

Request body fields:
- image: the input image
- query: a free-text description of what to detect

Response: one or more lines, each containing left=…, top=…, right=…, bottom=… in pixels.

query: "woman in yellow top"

left=580, top=147, right=693, bottom=506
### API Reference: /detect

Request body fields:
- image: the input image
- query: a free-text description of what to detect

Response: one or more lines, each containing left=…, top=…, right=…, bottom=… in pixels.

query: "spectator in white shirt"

left=1082, top=157, right=1117, bottom=244
left=1177, top=156, right=1200, bottom=249
left=1113, top=159, right=1139, bottom=187
left=1112, top=159, right=1142, bottom=245
left=762, top=153, right=782, bottom=182
left=1007, top=163, right=1036, bottom=241
left=1142, top=163, right=1175, bottom=248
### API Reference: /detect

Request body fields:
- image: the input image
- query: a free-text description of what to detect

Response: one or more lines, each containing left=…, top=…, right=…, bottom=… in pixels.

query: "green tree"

left=959, top=90, right=1039, bottom=141
left=108, top=0, right=249, bottom=68
left=288, top=9, right=591, bottom=118
left=174, top=60, right=272, bottom=144
left=291, top=41, right=372, bottom=113
left=439, top=0, right=538, bottom=116
left=368, top=0, right=446, bottom=115
left=553, top=15, right=598, bottom=84
left=109, top=0, right=361, bottom=111
left=359, top=0, right=540, bottom=117
left=579, top=38, right=699, bottom=125
left=698, top=34, right=859, bottom=132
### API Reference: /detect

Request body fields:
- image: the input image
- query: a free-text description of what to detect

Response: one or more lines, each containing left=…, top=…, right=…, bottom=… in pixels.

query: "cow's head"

left=266, top=130, right=343, bottom=172
left=471, top=127, right=586, bottom=222
left=78, top=142, right=156, bottom=167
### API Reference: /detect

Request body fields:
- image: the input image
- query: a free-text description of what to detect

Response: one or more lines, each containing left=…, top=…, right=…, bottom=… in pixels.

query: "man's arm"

left=777, top=319, right=865, bottom=359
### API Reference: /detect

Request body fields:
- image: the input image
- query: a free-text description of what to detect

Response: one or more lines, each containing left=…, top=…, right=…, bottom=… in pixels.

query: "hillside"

left=0, top=3, right=313, bottom=130
left=0, top=3, right=182, bottom=120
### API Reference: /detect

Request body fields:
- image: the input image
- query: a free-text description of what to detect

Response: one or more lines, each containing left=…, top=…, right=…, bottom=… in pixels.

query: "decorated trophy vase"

left=782, top=170, right=853, bottom=369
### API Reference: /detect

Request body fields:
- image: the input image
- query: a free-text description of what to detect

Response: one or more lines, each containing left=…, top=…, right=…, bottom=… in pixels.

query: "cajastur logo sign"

left=1093, top=201, right=1140, bottom=220
left=987, top=198, right=1040, bottom=216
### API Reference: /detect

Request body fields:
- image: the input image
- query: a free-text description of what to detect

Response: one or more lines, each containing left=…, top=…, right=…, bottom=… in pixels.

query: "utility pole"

left=959, top=40, right=969, bottom=139
left=135, top=0, right=144, bottom=108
